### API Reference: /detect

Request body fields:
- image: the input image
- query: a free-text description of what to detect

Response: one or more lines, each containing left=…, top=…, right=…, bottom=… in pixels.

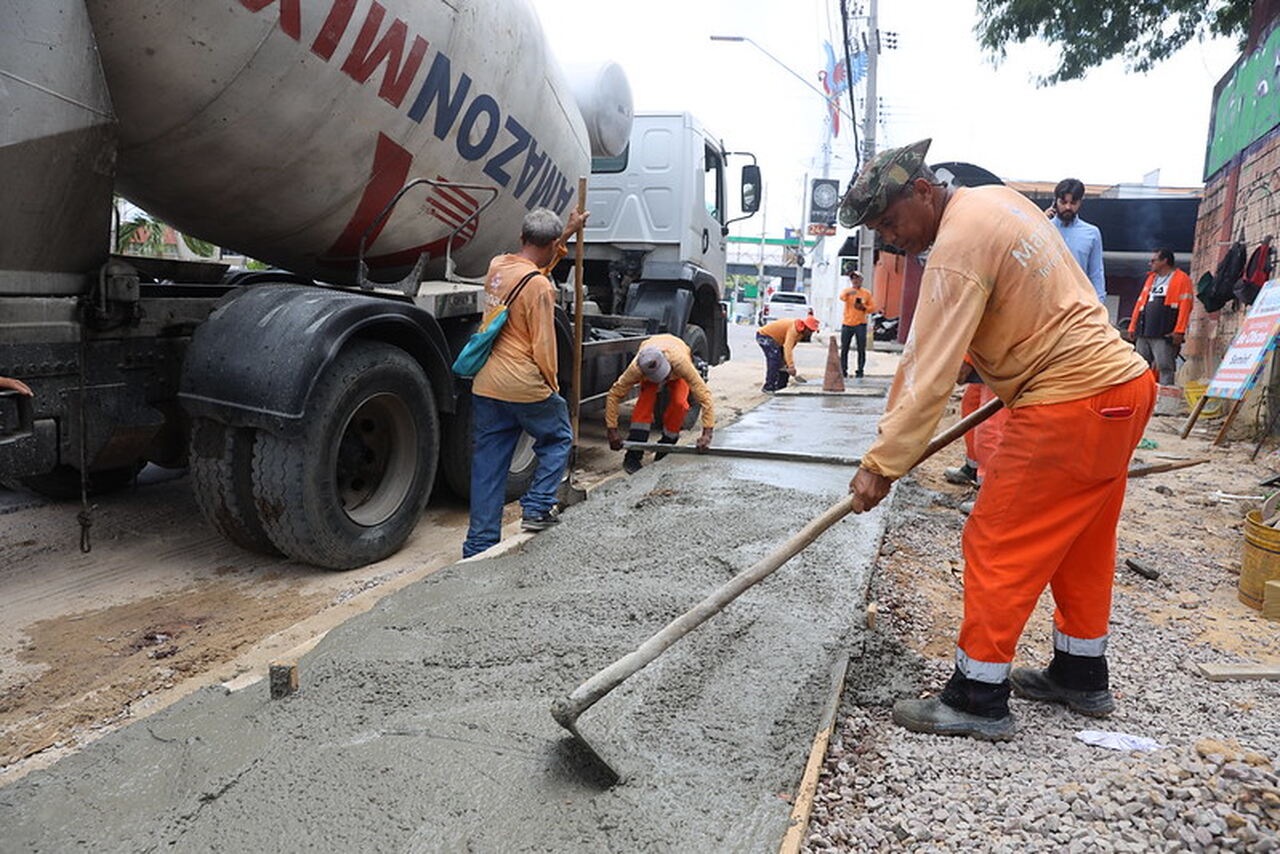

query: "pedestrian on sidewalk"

left=757, top=316, right=818, bottom=393
left=838, top=270, right=875, bottom=378
left=839, top=139, right=1154, bottom=741
left=1125, top=247, right=1192, bottom=387
left=604, top=334, right=716, bottom=474
left=1046, top=178, right=1106, bottom=302
left=462, top=207, right=587, bottom=558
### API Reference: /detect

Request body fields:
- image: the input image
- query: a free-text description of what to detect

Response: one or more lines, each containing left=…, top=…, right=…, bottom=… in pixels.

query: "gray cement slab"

left=0, top=394, right=890, bottom=853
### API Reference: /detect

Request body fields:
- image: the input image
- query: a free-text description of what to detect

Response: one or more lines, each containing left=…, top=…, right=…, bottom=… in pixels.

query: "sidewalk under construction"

left=0, top=391, right=891, bottom=852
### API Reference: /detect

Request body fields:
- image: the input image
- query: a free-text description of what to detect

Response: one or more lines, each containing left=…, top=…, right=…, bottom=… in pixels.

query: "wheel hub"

left=336, top=393, right=418, bottom=527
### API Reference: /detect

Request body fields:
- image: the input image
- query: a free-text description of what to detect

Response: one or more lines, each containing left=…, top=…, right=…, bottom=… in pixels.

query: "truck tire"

left=439, top=387, right=538, bottom=502
left=251, top=340, right=438, bottom=570
left=189, top=419, right=280, bottom=555
left=19, top=462, right=143, bottom=500
left=657, top=323, right=709, bottom=432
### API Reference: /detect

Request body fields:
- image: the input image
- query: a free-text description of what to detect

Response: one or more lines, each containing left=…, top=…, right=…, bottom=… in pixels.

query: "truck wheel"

left=19, top=462, right=143, bottom=500
left=251, top=340, right=438, bottom=570
left=439, top=387, right=538, bottom=501
left=189, top=419, right=280, bottom=555
left=656, top=324, right=710, bottom=432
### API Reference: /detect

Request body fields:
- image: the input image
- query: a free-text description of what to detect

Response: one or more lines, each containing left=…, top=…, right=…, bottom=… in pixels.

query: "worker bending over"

left=605, top=334, right=715, bottom=474
left=757, top=315, right=819, bottom=393
left=840, top=139, right=1154, bottom=741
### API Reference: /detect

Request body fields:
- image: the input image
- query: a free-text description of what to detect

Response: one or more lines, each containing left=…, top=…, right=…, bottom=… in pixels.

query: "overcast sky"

left=532, top=0, right=1241, bottom=238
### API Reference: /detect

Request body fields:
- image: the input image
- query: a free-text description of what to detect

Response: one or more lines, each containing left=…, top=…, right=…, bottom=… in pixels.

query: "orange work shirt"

left=840, top=287, right=876, bottom=326
left=759, top=318, right=804, bottom=369
left=472, top=254, right=559, bottom=403
left=603, top=334, right=715, bottom=429
left=860, top=185, right=1148, bottom=480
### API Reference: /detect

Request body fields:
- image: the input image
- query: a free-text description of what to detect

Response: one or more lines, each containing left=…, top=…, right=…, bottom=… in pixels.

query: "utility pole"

left=857, top=0, right=878, bottom=285
left=756, top=187, right=767, bottom=321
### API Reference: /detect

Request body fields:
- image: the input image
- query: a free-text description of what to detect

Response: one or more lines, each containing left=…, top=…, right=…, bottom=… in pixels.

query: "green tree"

left=975, top=0, right=1254, bottom=86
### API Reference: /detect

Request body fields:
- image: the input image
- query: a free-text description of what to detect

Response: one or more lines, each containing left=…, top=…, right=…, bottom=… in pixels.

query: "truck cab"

left=563, top=112, right=759, bottom=369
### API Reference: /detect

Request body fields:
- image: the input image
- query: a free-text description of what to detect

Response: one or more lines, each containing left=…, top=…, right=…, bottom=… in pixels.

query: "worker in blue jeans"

left=463, top=393, right=573, bottom=557
left=462, top=207, right=585, bottom=558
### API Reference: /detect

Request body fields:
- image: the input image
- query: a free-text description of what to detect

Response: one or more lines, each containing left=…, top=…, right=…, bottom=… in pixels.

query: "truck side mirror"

left=741, top=165, right=761, bottom=214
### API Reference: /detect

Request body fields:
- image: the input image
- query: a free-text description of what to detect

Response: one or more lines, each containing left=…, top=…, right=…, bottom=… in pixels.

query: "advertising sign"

left=1206, top=279, right=1280, bottom=400
left=808, top=178, right=839, bottom=236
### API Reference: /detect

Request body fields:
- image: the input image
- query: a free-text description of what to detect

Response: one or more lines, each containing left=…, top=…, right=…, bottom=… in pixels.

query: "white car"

left=758, top=291, right=812, bottom=324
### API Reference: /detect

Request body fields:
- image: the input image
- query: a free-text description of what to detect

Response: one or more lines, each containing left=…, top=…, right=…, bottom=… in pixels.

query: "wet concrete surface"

left=0, top=394, right=890, bottom=853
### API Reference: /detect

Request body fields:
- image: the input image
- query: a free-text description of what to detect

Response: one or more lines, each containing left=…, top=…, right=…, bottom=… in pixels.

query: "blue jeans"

left=463, top=392, right=572, bottom=557
left=757, top=333, right=789, bottom=391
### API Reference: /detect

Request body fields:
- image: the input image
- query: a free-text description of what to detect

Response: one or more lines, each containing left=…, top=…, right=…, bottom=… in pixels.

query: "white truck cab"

left=567, top=112, right=760, bottom=366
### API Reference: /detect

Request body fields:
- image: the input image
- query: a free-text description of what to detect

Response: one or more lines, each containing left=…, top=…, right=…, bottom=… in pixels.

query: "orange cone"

left=823, top=336, right=845, bottom=392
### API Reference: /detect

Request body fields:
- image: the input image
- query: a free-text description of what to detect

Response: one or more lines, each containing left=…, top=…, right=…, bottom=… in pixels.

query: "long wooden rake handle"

left=551, top=396, right=1004, bottom=730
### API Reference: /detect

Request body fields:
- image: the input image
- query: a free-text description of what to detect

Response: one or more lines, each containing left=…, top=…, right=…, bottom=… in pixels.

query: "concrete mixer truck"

left=0, top=1, right=761, bottom=569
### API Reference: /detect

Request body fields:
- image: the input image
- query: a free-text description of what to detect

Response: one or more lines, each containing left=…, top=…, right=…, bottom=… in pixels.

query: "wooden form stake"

left=1213, top=399, right=1246, bottom=446
left=1180, top=394, right=1208, bottom=439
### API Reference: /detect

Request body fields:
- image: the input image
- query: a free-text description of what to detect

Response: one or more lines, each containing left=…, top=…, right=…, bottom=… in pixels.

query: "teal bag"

left=452, top=270, right=540, bottom=378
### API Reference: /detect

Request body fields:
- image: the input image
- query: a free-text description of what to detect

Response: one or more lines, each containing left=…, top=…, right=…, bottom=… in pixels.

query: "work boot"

left=944, top=462, right=979, bottom=486
left=1011, top=651, right=1114, bottom=717
left=892, top=669, right=1015, bottom=741
left=520, top=507, right=561, bottom=532
left=622, top=451, right=643, bottom=474
left=653, top=434, right=679, bottom=461
left=622, top=427, right=649, bottom=474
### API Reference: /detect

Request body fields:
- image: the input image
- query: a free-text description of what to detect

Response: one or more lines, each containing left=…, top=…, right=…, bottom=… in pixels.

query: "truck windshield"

left=592, top=147, right=629, bottom=174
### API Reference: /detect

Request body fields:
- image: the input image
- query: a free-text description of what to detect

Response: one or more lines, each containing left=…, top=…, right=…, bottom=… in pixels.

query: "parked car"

left=758, top=291, right=812, bottom=324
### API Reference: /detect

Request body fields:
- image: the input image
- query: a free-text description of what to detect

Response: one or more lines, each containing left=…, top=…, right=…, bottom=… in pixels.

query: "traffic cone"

left=823, top=336, right=845, bottom=392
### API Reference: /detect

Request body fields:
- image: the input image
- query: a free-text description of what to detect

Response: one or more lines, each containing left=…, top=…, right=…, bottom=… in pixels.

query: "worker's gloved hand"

left=696, top=427, right=713, bottom=452
left=607, top=427, right=624, bottom=451
left=1170, top=332, right=1185, bottom=347
left=849, top=466, right=892, bottom=513
left=786, top=365, right=797, bottom=376
left=1121, top=330, right=1135, bottom=344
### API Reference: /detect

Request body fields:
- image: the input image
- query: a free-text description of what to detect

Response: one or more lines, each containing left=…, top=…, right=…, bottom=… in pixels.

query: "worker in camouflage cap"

left=842, top=132, right=1155, bottom=746
left=838, top=138, right=933, bottom=229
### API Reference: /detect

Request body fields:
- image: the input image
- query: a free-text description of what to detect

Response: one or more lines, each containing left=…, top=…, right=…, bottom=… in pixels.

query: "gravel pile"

left=804, top=475, right=1280, bottom=853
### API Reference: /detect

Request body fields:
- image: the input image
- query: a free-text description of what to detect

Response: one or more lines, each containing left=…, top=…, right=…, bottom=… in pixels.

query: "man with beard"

left=1047, top=177, right=1106, bottom=302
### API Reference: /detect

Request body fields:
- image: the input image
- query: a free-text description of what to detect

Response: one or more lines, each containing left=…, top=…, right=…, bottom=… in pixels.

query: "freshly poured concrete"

left=0, top=394, right=889, bottom=852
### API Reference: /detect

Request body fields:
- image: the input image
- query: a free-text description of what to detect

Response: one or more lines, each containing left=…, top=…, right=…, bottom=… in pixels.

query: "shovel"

left=552, top=396, right=1005, bottom=782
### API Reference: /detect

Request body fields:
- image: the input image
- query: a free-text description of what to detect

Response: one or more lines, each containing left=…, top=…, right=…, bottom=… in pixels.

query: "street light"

left=709, top=35, right=854, bottom=122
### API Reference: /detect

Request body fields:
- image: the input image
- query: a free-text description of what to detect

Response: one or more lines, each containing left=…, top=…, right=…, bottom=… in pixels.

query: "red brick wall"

left=1183, top=128, right=1280, bottom=384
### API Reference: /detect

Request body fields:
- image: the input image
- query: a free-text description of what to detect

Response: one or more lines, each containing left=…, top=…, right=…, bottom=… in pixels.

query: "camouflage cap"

left=838, top=138, right=932, bottom=229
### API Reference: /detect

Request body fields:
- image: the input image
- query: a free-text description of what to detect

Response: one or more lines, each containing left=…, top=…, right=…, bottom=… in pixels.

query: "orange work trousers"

left=632, top=378, right=689, bottom=437
left=960, top=382, right=1007, bottom=482
left=955, top=372, right=1155, bottom=682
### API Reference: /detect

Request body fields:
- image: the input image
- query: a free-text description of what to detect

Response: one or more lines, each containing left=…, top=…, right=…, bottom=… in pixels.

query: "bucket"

left=1183, top=381, right=1223, bottom=418
left=1240, top=510, right=1280, bottom=608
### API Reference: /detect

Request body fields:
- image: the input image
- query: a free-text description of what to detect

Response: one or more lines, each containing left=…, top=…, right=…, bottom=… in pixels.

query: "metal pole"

left=857, top=0, right=878, bottom=285
left=757, top=187, right=767, bottom=320
left=797, top=171, right=809, bottom=295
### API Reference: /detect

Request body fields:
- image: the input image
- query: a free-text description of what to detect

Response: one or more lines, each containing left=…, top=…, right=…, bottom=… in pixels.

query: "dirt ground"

left=875, top=395, right=1280, bottom=670
left=0, top=323, right=793, bottom=786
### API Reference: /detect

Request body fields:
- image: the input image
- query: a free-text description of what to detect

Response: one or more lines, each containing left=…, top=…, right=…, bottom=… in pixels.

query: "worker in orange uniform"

left=1125, top=247, right=1193, bottom=387
left=945, top=363, right=1008, bottom=492
left=838, top=271, right=876, bottom=378
left=757, top=315, right=819, bottom=393
left=604, top=334, right=716, bottom=474
left=839, top=139, right=1154, bottom=740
